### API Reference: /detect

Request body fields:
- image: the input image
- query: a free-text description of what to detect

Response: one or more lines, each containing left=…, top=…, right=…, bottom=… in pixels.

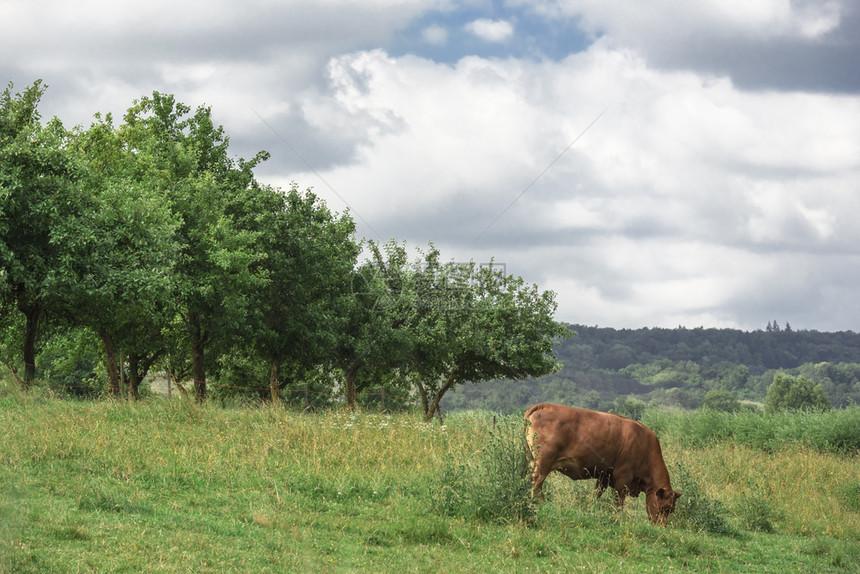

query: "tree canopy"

left=0, top=80, right=567, bottom=412
left=765, top=373, right=832, bottom=413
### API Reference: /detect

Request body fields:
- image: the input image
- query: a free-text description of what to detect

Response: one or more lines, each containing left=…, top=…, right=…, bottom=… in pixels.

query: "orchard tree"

left=0, top=80, right=83, bottom=388
left=55, top=113, right=181, bottom=398
left=765, top=373, right=831, bottom=413
left=248, top=184, right=359, bottom=402
left=333, top=240, right=414, bottom=409
left=121, top=92, right=269, bottom=401
left=407, top=249, right=569, bottom=421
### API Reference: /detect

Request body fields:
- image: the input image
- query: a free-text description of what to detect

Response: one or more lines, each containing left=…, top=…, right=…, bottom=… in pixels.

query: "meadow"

left=0, top=379, right=858, bottom=573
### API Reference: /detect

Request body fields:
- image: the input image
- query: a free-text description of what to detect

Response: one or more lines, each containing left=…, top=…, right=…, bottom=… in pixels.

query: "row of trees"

left=558, top=324, right=860, bottom=372
left=0, top=81, right=567, bottom=419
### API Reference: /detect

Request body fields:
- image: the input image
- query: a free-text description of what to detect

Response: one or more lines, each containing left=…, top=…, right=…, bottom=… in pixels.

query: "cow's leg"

left=614, top=487, right=627, bottom=510
left=594, top=474, right=609, bottom=498
left=612, top=473, right=632, bottom=510
left=529, top=449, right=558, bottom=501
left=531, top=470, right=549, bottom=500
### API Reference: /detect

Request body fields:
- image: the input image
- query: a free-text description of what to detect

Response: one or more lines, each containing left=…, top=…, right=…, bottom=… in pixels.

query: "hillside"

left=557, top=324, right=860, bottom=371
left=443, top=324, right=860, bottom=413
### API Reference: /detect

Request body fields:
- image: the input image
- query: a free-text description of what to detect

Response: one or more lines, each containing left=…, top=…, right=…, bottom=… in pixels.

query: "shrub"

left=435, top=415, right=535, bottom=524
left=669, top=463, right=735, bottom=535
left=765, top=373, right=831, bottom=413
left=642, top=407, right=860, bottom=454
left=702, top=389, right=741, bottom=413
left=736, top=491, right=781, bottom=533
left=611, top=395, right=646, bottom=421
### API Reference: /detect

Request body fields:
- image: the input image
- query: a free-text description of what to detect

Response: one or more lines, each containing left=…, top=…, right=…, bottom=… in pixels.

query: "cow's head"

left=647, top=487, right=682, bottom=526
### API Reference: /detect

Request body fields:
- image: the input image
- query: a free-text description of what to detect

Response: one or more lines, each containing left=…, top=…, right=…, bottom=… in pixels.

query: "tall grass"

left=642, top=405, right=860, bottom=453
left=1, top=378, right=858, bottom=573
left=435, top=415, right=535, bottom=524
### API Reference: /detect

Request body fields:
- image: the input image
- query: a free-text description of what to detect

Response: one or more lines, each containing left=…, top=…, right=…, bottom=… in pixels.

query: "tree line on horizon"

left=443, top=324, right=860, bottom=414
left=0, top=80, right=567, bottom=420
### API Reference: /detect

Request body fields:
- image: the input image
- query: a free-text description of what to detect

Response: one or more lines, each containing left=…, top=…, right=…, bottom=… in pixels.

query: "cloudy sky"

left=4, top=0, right=860, bottom=332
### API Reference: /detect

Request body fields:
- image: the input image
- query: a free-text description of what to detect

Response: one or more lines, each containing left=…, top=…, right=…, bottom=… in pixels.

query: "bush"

left=435, top=415, right=535, bottom=524
left=736, top=491, right=782, bottom=533
left=702, top=389, right=741, bottom=413
left=641, top=407, right=860, bottom=454
left=611, top=395, right=646, bottom=420
left=669, top=463, right=735, bottom=535
left=765, top=373, right=831, bottom=413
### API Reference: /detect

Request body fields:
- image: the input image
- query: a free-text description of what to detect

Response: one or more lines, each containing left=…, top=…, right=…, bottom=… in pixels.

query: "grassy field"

left=0, top=380, right=858, bottom=573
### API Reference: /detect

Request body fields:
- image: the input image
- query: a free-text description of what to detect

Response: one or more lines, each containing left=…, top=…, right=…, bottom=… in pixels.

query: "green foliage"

left=405, top=247, right=568, bottom=420
left=736, top=490, right=782, bottom=533
left=449, top=330, right=860, bottom=414
left=36, top=327, right=102, bottom=398
left=436, top=415, right=535, bottom=524
left=334, top=241, right=568, bottom=419
left=621, top=359, right=703, bottom=389
left=701, top=389, right=741, bottom=412
left=642, top=406, right=860, bottom=454
left=611, top=395, right=646, bottom=420
left=844, top=481, right=860, bottom=512
left=765, top=373, right=832, bottom=413
left=251, top=184, right=359, bottom=377
left=0, top=80, right=83, bottom=385
left=670, top=463, right=736, bottom=535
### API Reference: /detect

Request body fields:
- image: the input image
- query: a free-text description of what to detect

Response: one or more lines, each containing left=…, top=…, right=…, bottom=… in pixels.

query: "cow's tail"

left=522, top=405, right=542, bottom=465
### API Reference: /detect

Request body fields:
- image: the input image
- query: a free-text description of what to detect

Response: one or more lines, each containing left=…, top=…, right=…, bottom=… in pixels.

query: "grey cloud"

left=646, top=29, right=860, bottom=94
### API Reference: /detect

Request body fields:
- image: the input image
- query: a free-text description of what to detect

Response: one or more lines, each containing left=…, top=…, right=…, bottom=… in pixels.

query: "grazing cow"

left=524, top=403, right=681, bottom=526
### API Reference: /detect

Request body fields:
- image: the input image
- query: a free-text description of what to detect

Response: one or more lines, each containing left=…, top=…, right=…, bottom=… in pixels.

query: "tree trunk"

left=269, top=359, right=281, bottom=404
left=344, top=362, right=360, bottom=410
left=128, top=355, right=140, bottom=400
left=414, top=378, right=430, bottom=419
left=424, top=366, right=460, bottom=422
left=188, top=313, right=207, bottom=402
left=168, top=371, right=189, bottom=397
left=18, top=300, right=40, bottom=390
left=98, top=329, right=121, bottom=398
left=127, top=350, right=160, bottom=401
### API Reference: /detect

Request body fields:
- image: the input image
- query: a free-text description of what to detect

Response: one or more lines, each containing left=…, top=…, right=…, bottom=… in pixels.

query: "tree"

left=249, top=184, right=359, bottom=402
left=0, top=80, right=82, bottom=388
left=611, top=395, right=646, bottom=420
left=332, top=240, right=413, bottom=410
left=407, top=249, right=569, bottom=421
left=57, top=112, right=180, bottom=398
left=765, top=373, right=831, bottom=413
left=702, top=361, right=749, bottom=393
left=120, top=92, right=269, bottom=401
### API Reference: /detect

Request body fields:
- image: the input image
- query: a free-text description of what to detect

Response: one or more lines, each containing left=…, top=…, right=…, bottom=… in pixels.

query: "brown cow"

left=524, top=403, right=681, bottom=526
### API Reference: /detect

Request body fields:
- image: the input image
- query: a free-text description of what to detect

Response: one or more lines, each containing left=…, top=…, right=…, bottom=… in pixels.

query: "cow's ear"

left=674, top=491, right=682, bottom=499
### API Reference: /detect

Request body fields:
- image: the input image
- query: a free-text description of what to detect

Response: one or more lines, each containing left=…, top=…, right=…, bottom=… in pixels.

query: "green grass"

left=0, top=381, right=858, bottom=573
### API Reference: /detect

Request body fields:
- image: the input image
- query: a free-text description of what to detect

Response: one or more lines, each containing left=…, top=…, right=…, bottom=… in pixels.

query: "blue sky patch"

left=388, top=4, right=594, bottom=62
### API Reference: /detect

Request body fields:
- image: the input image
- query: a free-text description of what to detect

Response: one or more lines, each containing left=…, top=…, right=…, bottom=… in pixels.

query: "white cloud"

left=5, top=0, right=860, bottom=330
left=465, top=18, right=515, bottom=43
left=285, top=43, right=860, bottom=329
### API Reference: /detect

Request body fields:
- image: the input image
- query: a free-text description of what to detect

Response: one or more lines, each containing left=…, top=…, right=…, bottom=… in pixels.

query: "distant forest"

left=442, top=324, right=860, bottom=413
